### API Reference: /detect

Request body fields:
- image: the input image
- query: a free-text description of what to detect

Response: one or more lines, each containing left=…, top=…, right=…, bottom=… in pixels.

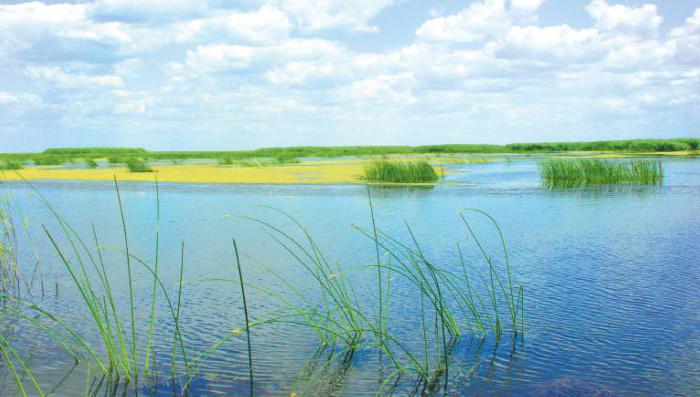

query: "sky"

left=0, top=0, right=698, bottom=152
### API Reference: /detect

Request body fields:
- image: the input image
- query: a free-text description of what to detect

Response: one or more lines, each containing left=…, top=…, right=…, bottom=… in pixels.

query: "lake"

left=2, top=156, right=699, bottom=396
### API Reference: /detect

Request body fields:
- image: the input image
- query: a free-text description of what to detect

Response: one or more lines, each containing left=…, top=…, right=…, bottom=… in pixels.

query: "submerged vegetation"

left=540, top=159, right=664, bottom=188
left=362, top=161, right=441, bottom=183
left=0, top=179, right=523, bottom=396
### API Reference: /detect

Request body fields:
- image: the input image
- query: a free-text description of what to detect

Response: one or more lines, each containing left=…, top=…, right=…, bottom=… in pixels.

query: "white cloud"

left=181, top=39, right=344, bottom=73
left=0, top=0, right=697, bottom=150
left=669, top=8, right=700, bottom=65
left=271, top=0, right=396, bottom=32
left=90, top=0, right=208, bottom=21
left=586, top=0, right=662, bottom=37
left=176, top=5, right=291, bottom=45
left=0, top=91, right=20, bottom=104
left=416, top=0, right=544, bottom=43
left=113, top=99, right=147, bottom=114
left=0, top=2, right=164, bottom=62
left=496, top=25, right=605, bottom=63
left=24, top=66, right=124, bottom=89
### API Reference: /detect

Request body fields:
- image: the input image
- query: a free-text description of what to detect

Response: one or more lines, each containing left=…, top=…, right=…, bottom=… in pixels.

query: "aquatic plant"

left=0, top=162, right=23, bottom=170
left=85, top=159, right=98, bottom=168
left=362, top=161, right=440, bottom=183
left=274, top=154, right=300, bottom=164
left=689, top=140, right=699, bottom=152
left=241, top=203, right=523, bottom=394
left=0, top=179, right=192, bottom=396
left=540, top=159, right=663, bottom=188
left=2, top=138, right=697, bottom=168
left=219, top=156, right=234, bottom=165
left=126, top=158, right=153, bottom=172
left=107, top=156, right=127, bottom=164
left=0, top=180, right=524, bottom=396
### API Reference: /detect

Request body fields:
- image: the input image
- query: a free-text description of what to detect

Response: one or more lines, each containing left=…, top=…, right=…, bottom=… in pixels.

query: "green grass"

left=274, top=154, right=300, bottom=164
left=1, top=138, right=698, bottom=167
left=84, top=159, right=98, bottom=168
left=362, top=161, right=440, bottom=183
left=43, top=147, right=147, bottom=156
left=508, top=138, right=698, bottom=153
left=33, top=155, right=71, bottom=166
left=244, top=205, right=523, bottom=394
left=1, top=180, right=524, bottom=395
left=126, top=159, right=153, bottom=172
left=218, top=156, right=234, bottom=165
left=540, top=159, right=664, bottom=188
left=0, top=162, right=23, bottom=170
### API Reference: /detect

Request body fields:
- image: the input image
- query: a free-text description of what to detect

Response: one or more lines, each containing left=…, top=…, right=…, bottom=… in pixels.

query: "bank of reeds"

left=362, top=161, right=441, bottom=183
left=0, top=180, right=523, bottom=396
left=126, top=159, right=153, bottom=172
left=540, top=159, right=663, bottom=188
left=0, top=162, right=23, bottom=170
left=242, top=200, right=523, bottom=394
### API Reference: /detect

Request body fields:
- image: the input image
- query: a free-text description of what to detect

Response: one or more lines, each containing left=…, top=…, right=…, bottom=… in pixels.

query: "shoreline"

left=1, top=152, right=696, bottom=185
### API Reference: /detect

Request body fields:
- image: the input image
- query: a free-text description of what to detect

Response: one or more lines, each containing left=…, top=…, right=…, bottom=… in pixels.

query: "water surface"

left=2, top=157, right=699, bottom=396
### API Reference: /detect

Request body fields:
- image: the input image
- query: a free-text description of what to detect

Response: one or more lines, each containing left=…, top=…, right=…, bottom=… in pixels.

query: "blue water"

left=1, top=157, right=699, bottom=396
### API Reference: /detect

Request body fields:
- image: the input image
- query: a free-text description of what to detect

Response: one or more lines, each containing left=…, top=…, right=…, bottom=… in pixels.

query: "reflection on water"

left=1, top=157, right=699, bottom=396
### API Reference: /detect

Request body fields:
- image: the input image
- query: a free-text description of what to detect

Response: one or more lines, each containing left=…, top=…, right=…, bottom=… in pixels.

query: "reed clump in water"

left=243, top=201, right=524, bottom=395
left=540, top=159, right=663, bottom=188
left=0, top=180, right=524, bottom=396
left=362, top=161, right=440, bottom=183
left=0, top=162, right=23, bottom=170
left=126, top=158, right=153, bottom=172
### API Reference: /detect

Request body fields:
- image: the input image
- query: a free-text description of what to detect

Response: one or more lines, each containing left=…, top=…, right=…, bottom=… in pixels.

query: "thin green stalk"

left=172, top=242, right=185, bottom=384
left=113, top=176, right=138, bottom=381
left=233, top=238, right=254, bottom=397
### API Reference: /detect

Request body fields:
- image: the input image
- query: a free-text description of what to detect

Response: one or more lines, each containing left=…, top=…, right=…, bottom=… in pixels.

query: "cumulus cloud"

left=0, top=1, right=697, bottom=150
left=495, top=25, right=604, bottom=63
left=669, top=8, right=700, bottom=65
left=176, top=5, right=291, bottom=44
left=24, top=66, right=124, bottom=89
left=90, top=0, right=208, bottom=22
left=271, top=0, right=397, bottom=32
left=586, top=0, right=662, bottom=37
left=416, top=0, right=544, bottom=43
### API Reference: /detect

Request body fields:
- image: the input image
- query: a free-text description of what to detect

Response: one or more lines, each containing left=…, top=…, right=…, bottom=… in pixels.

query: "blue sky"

left=0, top=0, right=698, bottom=152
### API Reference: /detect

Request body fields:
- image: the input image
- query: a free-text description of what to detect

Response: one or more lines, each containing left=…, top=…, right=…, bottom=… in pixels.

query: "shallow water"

left=2, top=157, right=699, bottom=396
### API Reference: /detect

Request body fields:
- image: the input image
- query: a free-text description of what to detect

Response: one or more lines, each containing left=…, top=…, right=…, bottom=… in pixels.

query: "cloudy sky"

left=0, top=0, right=698, bottom=152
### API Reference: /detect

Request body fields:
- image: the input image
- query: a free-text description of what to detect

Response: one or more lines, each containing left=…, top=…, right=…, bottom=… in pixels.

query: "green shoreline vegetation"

left=362, top=160, right=441, bottom=183
left=0, top=180, right=523, bottom=396
left=125, top=158, right=153, bottom=172
left=0, top=138, right=698, bottom=165
left=540, top=159, right=664, bottom=189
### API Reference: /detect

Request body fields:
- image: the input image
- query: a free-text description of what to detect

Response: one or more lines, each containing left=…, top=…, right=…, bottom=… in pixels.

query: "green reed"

left=362, top=161, right=440, bottom=183
left=125, top=159, right=153, bottom=173
left=0, top=178, right=193, bottom=396
left=1, top=179, right=524, bottom=396
left=240, top=202, right=524, bottom=394
left=540, top=159, right=663, bottom=188
left=0, top=162, right=23, bottom=170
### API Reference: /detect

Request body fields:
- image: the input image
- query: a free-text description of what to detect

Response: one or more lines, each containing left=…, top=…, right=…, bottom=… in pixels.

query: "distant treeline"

left=1, top=138, right=697, bottom=164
